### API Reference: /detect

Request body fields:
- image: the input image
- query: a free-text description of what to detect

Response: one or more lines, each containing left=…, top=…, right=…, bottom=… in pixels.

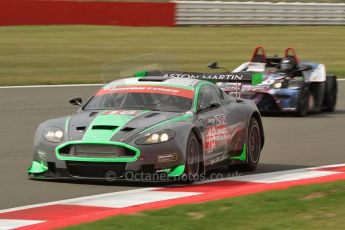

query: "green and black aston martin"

left=28, top=71, right=264, bottom=181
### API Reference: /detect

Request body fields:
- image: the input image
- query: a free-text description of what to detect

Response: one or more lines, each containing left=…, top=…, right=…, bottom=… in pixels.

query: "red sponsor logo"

left=205, top=124, right=230, bottom=151
left=96, top=85, right=194, bottom=99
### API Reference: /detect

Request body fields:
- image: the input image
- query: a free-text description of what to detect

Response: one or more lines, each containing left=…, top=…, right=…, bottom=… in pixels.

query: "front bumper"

left=28, top=140, right=186, bottom=181
left=28, top=161, right=185, bottom=182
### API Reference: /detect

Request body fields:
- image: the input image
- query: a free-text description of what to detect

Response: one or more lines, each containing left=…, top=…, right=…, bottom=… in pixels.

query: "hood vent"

left=121, top=127, right=135, bottom=132
left=76, top=126, right=86, bottom=132
left=92, top=125, right=118, bottom=130
left=144, top=112, right=160, bottom=118
left=89, top=112, right=98, bottom=117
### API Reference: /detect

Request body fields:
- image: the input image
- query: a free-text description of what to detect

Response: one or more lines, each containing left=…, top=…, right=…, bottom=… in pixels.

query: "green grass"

left=0, top=26, right=344, bottom=85
left=66, top=180, right=345, bottom=230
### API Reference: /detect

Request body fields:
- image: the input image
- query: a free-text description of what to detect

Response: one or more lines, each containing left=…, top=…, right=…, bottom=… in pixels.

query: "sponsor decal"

left=96, top=85, right=194, bottom=99
left=204, top=114, right=230, bottom=152
left=163, top=73, right=245, bottom=81
left=209, top=152, right=229, bottom=165
left=206, top=114, right=226, bottom=126
left=157, top=153, right=178, bottom=163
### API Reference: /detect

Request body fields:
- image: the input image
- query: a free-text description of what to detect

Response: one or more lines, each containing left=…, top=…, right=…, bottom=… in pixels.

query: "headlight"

left=272, top=82, right=282, bottom=89
left=135, top=129, right=175, bottom=145
left=43, top=127, right=64, bottom=143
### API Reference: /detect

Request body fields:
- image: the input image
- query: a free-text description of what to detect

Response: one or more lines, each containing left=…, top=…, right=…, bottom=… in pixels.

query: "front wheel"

left=183, top=132, right=201, bottom=183
left=296, top=86, right=309, bottom=117
left=243, top=118, right=262, bottom=171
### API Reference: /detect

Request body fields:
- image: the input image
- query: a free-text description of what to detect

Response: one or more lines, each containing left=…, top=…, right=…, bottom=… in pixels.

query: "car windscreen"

left=84, top=85, right=194, bottom=112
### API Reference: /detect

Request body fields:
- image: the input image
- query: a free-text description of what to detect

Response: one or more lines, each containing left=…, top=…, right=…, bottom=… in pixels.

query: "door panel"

left=224, top=100, right=248, bottom=159
left=197, top=107, right=229, bottom=167
left=196, top=84, right=230, bottom=167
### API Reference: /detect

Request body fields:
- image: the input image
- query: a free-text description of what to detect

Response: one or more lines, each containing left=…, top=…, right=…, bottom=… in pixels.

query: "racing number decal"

left=205, top=127, right=217, bottom=150
left=204, top=114, right=229, bottom=152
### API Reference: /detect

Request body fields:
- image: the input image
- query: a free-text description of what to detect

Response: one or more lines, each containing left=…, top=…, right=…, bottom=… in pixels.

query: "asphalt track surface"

left=0, top=81, right=344, bottom=209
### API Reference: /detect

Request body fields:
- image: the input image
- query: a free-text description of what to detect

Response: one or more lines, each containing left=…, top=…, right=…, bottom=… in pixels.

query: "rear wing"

left=135, top=70, right=263, bottom=86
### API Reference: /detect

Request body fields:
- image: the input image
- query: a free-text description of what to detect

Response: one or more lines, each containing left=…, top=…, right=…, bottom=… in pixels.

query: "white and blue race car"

left=217, top=47, right=337, bottom=116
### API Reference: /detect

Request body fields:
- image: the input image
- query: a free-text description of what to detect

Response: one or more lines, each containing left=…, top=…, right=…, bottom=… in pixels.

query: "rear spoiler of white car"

left=135, top=70, right=263, bottom=86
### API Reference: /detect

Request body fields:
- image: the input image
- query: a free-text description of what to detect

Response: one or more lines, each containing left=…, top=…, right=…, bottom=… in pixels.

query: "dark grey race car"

left=28, top=72, right=264, bottom=182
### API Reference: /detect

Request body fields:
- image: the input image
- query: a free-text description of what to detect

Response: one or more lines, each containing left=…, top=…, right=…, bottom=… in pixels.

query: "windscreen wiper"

left=122, top=106, right=160, bottom=111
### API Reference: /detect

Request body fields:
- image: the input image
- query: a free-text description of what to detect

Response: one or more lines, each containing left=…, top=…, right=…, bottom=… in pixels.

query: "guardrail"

left=0, top=0, right=175, bottom=26
left=176, top=1, right=345, bottom=25
left=1, top=0, right=344, bottom=26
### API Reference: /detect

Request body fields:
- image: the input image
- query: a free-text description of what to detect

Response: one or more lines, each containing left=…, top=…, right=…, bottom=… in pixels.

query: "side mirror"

left=208, top=62, right=230, bottom=72
left=197, top=102, right=220, bottom=114
left=69, top=97, right=82, bottom=106
left=208, top=62, right=220, bottom=69
left=210, top=102, right=220, bottom=109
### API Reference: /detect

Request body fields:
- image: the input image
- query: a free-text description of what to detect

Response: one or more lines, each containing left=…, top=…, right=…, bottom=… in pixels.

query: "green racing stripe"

left=82, top=111, right=142, bottom=142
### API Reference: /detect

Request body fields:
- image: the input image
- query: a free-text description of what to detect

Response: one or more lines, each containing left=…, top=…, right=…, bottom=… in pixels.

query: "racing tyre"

left=323, top=75, right=337, bottom=112
left=296, top=85, right=309, bottom=117
left=183, top=132, right=201, bottom=183
left=243, top=118, right=261, bottom=171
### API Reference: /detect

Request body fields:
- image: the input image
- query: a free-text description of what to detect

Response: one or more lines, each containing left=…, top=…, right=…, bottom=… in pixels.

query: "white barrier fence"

left=176, top=1, right=345, bottom=25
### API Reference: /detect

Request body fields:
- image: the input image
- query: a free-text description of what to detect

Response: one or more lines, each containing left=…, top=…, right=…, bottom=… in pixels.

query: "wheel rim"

left=249, top=125, right=260, bottom=163
left=187, top=137, right=199, bottom=176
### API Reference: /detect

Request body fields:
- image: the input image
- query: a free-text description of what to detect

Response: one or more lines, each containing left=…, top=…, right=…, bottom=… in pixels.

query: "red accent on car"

left=284, top=47, right=299, bottom=63
left=250, top=46, right=267, bottom=63
left=96, top=85, right=194, bottom=99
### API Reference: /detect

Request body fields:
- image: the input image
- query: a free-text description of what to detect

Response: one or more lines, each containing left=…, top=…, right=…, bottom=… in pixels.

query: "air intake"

left=121, top=127, right=135, bottom=132
left=89, top=112, right=98, bottom=117
left=76, top=126, right=86, bottom=132
left=92, top=125, right=118, bottom=130
left=144, top=112, right=160, bottom=118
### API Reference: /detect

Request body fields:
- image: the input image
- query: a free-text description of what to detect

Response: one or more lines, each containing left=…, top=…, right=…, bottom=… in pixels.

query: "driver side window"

left=197, top=85, right=221, bottom=110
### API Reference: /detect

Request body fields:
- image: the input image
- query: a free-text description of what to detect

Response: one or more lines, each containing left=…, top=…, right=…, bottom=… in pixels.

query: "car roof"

left=106, top=77, right=202, bottom=89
